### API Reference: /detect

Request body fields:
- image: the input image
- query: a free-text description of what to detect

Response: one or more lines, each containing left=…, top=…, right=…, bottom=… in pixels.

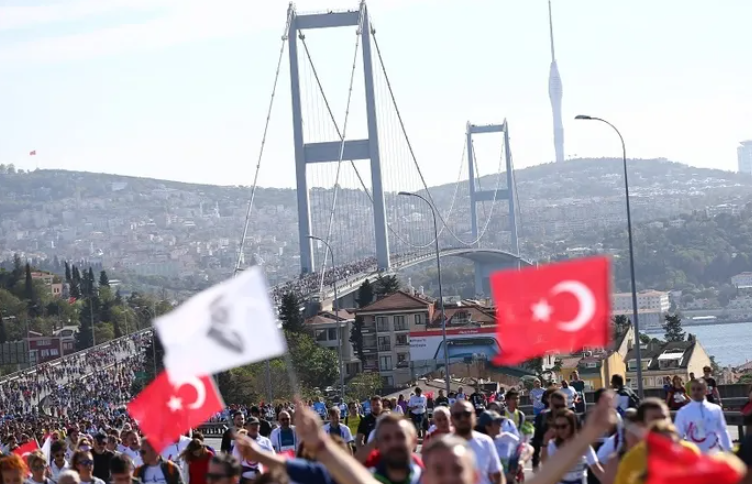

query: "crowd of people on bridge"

left=271, top=257, right=378, bottom=303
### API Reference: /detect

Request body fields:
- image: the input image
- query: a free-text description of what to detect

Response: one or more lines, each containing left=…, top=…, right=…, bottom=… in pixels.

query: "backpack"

left=135, top=461, right=179, bottom=484
left=616, top=387, right=640, bottom=414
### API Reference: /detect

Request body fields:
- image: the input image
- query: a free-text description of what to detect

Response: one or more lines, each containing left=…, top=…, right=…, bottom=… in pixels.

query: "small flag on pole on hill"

left=154, top=266, right=286, bottom=382
left=29, top=150, right=36, bottom=156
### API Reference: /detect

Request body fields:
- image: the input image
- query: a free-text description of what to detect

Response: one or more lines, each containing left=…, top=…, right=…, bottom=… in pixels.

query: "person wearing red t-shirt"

left=180, top=439, right=214, bottom=484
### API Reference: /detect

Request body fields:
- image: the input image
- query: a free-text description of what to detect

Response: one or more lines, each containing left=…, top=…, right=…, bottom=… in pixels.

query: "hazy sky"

left=1, top=0, right=750, bottom=190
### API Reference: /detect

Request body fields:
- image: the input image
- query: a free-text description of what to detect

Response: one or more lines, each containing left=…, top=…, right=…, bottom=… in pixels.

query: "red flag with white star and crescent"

left=489, top=256, right=611, bottom=366
left=127, top=371, right=223, bottom=453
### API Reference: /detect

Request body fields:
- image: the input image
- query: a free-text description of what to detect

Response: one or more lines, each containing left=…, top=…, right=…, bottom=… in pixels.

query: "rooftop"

left=356, top=290, right=434, bottom=313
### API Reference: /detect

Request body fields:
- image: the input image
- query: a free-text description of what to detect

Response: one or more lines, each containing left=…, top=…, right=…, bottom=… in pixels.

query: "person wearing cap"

left=91, top=433, right=115, bottom=482
left=249, top=407, right=271, bottom=438
left=231, top=417, right=274, bottom=483
left=476, top=410, right=519, bottom=483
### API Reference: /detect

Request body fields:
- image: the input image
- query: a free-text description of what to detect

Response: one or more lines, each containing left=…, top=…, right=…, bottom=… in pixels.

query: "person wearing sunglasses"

left=70, top=449, right=105, bottom=484
left=269, top=412, right=298, bottom=454
left=49, top=440, right=69, bottom=484
left=541, top=409, right=604, bottom=484
left=450, top=400, right=502, bottom=484
left=205, top=453, right=241, bottom=484
left=26, top=451, right=50, bottom=484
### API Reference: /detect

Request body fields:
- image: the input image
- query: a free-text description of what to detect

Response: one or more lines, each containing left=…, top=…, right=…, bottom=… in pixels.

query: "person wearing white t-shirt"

left=323, top=407, right=355, bottom=449
left=408, top=387, right=428, bottom=437
left=450, top=401, right=502, bottom=484
left=542, top=409, right=604, bottom=484
left=674, top=378, right=732, bottom=453
left=231, top=419, right=274, bottom=481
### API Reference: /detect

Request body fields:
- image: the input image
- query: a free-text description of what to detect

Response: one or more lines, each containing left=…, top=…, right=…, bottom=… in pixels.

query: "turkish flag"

left=127, top=371, right=223, bottom=453
left=490, top=256, right=610, bottom=365
left=13, top=440, right=39, bottom=457
left=645, top=432, right=744, bottom=484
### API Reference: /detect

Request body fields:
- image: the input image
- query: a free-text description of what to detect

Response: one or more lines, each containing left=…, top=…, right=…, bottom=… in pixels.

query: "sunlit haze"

left=1, top=0, right=750, bottom=187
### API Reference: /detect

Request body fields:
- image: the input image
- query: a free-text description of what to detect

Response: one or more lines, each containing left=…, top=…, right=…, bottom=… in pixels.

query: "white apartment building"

left=738, top=140, right=752, bottom=175
left=731, top=272, right=752, bottom=288
left=613, top=290, right=670, bottom=313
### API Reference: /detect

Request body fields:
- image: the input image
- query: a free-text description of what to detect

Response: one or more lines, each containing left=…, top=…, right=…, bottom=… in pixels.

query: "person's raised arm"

left=527, top=392, right=618, bottom=484
left=234, top=435, right=286, bottom=470
left=294, top=399, right=380, bottom=484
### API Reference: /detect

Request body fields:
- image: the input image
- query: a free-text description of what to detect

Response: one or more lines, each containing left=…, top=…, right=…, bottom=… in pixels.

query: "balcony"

left=395, top=339, right=409, bottom=347
left=378, top=344, right=392, bottom=352
left=363, top=362, right=379, bottom=371
left=396, top=360, right=409, bottom=369
left=394, top=323, right=409, bottom=332
left=362, top=323, right=376, bottom=334
left=376, top=324, right=390, bottom=333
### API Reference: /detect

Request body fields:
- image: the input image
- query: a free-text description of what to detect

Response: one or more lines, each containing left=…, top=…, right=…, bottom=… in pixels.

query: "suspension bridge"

left=237, top=1, right=528, bottom=302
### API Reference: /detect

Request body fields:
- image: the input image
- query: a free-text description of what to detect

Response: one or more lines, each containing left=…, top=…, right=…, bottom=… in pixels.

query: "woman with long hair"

left=665, top=376, right=689, bottom=411
left=541, top=409, right=604, bottom=484
left=179, top=439, right=213, bottom=484
left=70, top=450, right=104, bottom=484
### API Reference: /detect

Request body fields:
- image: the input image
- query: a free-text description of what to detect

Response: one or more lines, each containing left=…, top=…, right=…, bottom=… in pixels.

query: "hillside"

left=551, top=208, right=752, bottom=292
left=0, top=158, right=750, bottom=292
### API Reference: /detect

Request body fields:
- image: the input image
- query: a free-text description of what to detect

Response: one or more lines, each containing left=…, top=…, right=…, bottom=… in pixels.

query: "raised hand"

left=293, top=398, right=325, bottom=447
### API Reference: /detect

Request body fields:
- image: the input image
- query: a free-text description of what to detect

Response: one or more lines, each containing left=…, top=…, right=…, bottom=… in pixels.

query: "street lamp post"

left=398, top=191, right=451, bottom=395
left=307, top=235, right=345, bottom=399
left=575, top=114, right=644, bottom=398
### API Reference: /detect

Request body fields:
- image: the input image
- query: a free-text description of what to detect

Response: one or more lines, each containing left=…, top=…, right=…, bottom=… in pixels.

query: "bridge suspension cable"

left=297, top=26, right=467, bottom=252
left=234, top=9, right=294, bottom=275
left=298, top=11, right=365, bottom=295
left=371, top=30, right=508, bottom=247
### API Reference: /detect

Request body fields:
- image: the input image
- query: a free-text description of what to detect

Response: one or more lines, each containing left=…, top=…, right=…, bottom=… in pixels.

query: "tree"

left=278, top=292, right=304, bottom=333
left=663, top=314, right=685, bottom=342
left=374, top=275, right=400, bottom=299
left=347, top=372, right=383, bottom=402
left=613, top=315, right=631, bottom=342
left=24, top=263, right=34, bottom=301
left=287, top=330, right=339, bottom=390
left=76, top=298, right=97, bottom=351
left=99, top=270, right=110, bottom=287
left=350, top=317, right=365, bottom=361
left=87, top=267, right=96, bottom=296
left=356, top=279, right=374, bottom=308
left=64, top=262, right=71, bottom=283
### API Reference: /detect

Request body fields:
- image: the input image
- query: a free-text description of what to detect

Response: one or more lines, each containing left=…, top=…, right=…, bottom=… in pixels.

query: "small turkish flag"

left=490, top=256, right=611, bottom=365
left=127, top=371, right=223, bottom=453
left=645, top=432, right=744, bottom=484
left=13, top=440, right=39, bottom=457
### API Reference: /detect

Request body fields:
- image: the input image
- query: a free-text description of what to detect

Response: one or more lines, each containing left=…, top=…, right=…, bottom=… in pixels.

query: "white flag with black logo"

left=154, top=266, right=286, bottom=381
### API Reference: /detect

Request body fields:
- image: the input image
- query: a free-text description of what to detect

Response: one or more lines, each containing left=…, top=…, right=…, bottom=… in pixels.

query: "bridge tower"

left=466, top=121, right=520, bottom=295
left=288, top=2, right=390, bottom=274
